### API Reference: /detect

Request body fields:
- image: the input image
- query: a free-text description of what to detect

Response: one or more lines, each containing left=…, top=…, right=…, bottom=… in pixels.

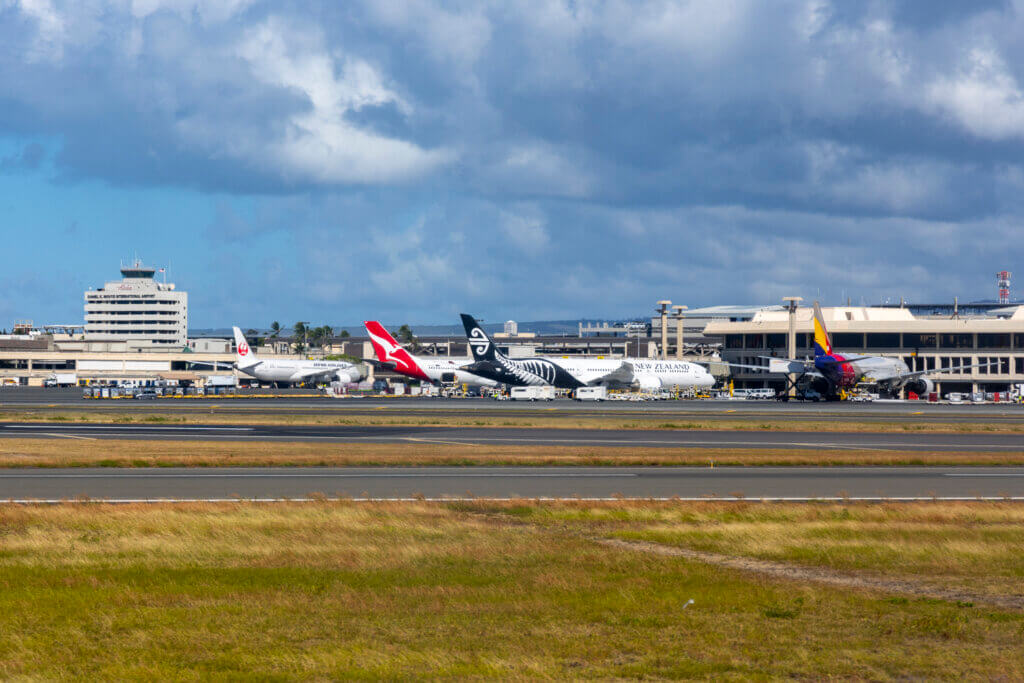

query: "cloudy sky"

left=1, top=0, right=1022, bottom=328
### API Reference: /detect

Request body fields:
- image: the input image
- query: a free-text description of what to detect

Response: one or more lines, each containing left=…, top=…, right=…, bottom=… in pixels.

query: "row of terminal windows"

left=903, top=356, right=1017, bottom=374
left=86, top=329, right=180, bottom=335
left=726, top=333, right=1023, bottom=350
left=86, top=319, right=180, bottom=325
left=733, top=354, right=1024, bottom=376
left=86, top=298, right=182, bottom=305
left=85, top=310, right=181, bottom=316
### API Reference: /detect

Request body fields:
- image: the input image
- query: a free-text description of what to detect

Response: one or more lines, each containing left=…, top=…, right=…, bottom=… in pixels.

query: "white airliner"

left=363, top=321, right=497, bottom=387
left=459, top=314, right=716, bottom=391
left=233, top=327, right=363, bottom=386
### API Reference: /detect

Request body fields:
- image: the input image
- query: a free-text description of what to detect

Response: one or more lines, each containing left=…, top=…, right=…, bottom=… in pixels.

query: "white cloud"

left=230, top=17, right=452, bottom=184
left=925, top=47, right=1024, bottom=140
left=500, top=208, right=549, bottom=254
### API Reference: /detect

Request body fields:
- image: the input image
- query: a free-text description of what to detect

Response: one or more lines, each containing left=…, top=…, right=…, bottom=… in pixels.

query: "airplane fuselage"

left=397, top=356, right=499, bottom=387
left=238, top=359, right=358, bottom=384
left=466, top=355, right=715, bottom=390
left=813, top=353, right=912, bottom=395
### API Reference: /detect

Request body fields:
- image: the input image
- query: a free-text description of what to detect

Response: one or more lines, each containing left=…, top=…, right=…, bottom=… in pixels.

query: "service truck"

left=573, top=386, right=607, bottom=401
left=510, top=385, right=555, bottom=401
left=43, top=373, right=77, bottom=387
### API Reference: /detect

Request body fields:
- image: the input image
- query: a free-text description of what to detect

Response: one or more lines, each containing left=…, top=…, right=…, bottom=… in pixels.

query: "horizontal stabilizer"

left=768, top=359, right=809, bottom=374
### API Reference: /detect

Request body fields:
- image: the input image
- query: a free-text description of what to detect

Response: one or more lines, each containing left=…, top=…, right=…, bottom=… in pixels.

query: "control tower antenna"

left=997, top=270, right=1011, bottom=304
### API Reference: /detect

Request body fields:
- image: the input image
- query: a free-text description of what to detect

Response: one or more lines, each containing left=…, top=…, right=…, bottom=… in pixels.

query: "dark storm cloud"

left=1, top=0, right=1023, bottom=318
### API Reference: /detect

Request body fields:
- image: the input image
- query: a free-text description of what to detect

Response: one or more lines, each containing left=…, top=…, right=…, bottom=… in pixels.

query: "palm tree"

left=396, top=324, right=421, bottom=353
left=268, top=321, right=282, bottom=348
left=293, top=322, right=307, bottom=354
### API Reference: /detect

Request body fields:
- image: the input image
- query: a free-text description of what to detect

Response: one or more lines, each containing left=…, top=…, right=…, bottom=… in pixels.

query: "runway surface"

left=2, top=421, right=1023, bottom=450
left=4, top=388, right=1024, bottom=424
left=2, top=466, right=1024, bottom=501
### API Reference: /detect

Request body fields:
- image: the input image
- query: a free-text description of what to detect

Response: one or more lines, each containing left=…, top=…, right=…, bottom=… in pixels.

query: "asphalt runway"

left=2, top=466, right=1023, bottom=501
left=2, top=421, right=1022, bottom=451
left=3, top=388, right=1024, bottom=424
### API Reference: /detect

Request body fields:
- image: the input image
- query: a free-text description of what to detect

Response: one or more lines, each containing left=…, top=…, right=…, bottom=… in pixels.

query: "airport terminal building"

left=84, top=262, right=188, bottom=348
left=706, top=305, right=1024, bottom=395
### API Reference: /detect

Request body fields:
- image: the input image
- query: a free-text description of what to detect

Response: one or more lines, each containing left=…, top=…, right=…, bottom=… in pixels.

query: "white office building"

left=84, top=262, right=188, bottom=347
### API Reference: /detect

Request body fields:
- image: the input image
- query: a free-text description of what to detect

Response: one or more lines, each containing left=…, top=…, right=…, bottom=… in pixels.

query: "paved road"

left=1, top=421, right=1022, bottom=451
left=2, top=466, right=1023, bottom=501
left=3, top=388, right=1024, bottom=423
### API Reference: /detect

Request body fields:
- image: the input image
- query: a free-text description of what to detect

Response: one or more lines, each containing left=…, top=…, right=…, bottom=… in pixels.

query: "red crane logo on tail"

left=238, top=342, right=249, bottom=356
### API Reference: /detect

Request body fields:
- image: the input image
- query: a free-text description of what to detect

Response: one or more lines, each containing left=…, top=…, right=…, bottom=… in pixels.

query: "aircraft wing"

left=889, top=359, right=1003, bottom=382
left=693, top=359, right=803, bottom=373
left=290, top=367, right=344, bottom=381
left=587, top=361, right=637, bottom=386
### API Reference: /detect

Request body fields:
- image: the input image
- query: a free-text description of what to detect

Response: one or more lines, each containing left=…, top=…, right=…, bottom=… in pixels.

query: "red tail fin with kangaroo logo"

left=363, top=321, right=430, bottom=381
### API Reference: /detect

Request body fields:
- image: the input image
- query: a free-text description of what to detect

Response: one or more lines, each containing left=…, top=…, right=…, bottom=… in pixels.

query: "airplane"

left=766, top=302, right=994, bottom=400
left=232, top=326, right=364, bottom=387
left=363, top=321, right=498, bottom=388
left=458, top=314, right=716, bottom=391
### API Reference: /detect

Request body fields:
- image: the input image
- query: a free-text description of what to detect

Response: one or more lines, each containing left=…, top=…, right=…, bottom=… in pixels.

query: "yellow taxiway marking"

left=912, top=411, right=924, bottom=415
left=725, top=409, right=736, bottom=413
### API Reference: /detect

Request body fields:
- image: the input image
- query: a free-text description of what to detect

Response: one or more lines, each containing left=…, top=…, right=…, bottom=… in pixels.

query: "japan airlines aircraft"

left=232, top=327, right=363, bottom=386
left=363, top=322, right=497, bottom=387
left=459, top=314, right=715, bottom=391
left=767, top=302, right=992, bottom=400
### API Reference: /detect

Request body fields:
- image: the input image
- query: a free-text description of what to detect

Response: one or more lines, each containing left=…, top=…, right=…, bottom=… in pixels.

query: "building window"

left=904, top=333, right=937, bottom=348
left=832, top=333, right=863, bottom=349
left=940, top=333, right=973, bottom=349
left=725, top=335, right=743, bottom=349
left=977, top=334, right=1011, bottom=349
left=744, top=334, right=764, bottom=348
left=866, top=333, right=901, bottom=349
left=765, top=333, right=786, bottom=348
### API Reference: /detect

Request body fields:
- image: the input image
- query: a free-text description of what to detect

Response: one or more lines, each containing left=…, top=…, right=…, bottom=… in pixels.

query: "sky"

left=1, top=0, right=1023, bottom=329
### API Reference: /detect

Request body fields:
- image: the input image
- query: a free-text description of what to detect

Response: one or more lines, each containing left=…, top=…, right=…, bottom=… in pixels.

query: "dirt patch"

left=600, top=537, right=1024, bottom=612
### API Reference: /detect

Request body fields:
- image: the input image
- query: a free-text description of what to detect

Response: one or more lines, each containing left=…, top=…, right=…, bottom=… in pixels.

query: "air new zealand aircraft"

left=459, top=314, right=716, bottom=391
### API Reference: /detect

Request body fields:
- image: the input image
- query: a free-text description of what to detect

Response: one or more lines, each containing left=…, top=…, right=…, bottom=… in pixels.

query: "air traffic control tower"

left=83, top=261, right=188, bottom=348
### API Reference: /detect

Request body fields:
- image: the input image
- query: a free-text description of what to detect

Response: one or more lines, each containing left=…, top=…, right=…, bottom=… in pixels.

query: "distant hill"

left=189, top=319, right=639, bottom=338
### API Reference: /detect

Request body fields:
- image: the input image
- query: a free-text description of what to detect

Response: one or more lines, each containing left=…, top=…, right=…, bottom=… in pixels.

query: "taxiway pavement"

left=2, top=466, right=1023, bottom=501
left=1, top=421, right=1022, bottom=451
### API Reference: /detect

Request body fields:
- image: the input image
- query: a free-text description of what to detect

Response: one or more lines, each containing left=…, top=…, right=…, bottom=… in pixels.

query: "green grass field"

left=1, top=501, right=1022, bottom=679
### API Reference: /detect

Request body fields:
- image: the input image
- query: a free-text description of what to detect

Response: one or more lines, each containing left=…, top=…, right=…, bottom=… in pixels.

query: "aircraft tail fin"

left=811, top=301, right=833, bottom=359
left=233, top=326, right=259, bottom=368
left=460, top=314, right=501, bottom=362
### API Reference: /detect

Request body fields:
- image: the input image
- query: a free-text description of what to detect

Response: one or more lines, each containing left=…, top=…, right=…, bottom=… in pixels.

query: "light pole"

left=656, top=300, right=671, bottom=360
left=782, top=297, right=802, bottom=398
left=672, top=305, right=688, bottom=360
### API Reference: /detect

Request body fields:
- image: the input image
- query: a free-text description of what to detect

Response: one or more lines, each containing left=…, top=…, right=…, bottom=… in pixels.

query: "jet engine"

left=335, top=366, right=364, bottom=384
left=904, top=377, right=934, bottom=397
left=635, top=374, right=663, bottom=391
left=808, top=375, right=832, bottom=397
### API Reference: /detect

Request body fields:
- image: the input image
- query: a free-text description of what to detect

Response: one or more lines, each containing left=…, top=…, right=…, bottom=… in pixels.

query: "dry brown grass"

left=0, top=437, right=1021, bottom=467
left=504, top=500, right=1024, bottom=601
left=1, top=501, right=1022, bottom=678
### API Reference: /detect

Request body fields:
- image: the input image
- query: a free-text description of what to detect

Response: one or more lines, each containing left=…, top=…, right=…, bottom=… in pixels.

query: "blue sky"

left=1, top=0, right=1023, bottom=329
